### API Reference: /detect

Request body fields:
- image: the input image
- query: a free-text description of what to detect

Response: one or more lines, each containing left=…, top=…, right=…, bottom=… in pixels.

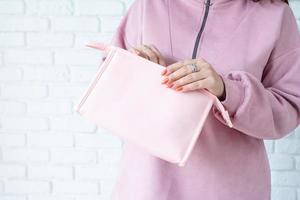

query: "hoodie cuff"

left=213, top=74, right=244, bottom=119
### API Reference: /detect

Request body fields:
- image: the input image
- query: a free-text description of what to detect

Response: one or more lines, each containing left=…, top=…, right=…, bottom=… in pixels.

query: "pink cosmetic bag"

left=74, top=42, right=233, bottom=167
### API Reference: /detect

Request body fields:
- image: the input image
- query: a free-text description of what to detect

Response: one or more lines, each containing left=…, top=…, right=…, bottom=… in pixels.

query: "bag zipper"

left=192, top=0, right=212, bottom=59
left=75, top=47, right=116, bottom=112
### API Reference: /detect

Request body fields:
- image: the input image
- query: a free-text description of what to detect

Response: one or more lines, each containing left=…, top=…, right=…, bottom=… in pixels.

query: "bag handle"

left=85, top=42, right=113, bottom=51
left=201, top=89, right=233, bottom=128
left=213, top=97, right=233, bottom=128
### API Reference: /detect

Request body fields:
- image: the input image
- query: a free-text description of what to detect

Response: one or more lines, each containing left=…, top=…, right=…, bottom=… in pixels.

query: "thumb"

left=129, top=48, right=141, bottom=55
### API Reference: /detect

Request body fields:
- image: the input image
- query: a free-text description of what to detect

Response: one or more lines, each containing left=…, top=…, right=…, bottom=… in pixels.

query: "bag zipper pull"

left=85, top=42, right=112, bottom=52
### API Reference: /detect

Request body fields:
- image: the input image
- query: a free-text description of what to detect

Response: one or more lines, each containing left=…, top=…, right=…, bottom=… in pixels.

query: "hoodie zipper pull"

left=205, top=0, right=213, bottom=6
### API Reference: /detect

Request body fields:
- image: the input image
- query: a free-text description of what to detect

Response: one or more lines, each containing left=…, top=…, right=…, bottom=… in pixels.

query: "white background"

left=0, top=0, right=300, bottom=199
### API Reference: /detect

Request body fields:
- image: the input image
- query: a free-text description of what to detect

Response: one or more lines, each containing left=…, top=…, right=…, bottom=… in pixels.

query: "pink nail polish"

left=133, top=49, right=140, bottom=55
left=167, top=82, right=174, bottom=88
left=161, top=69, right=167, bottom=76
left=176, top=87, right=183, bottom=91
left=161, top=78, right=169, bottom=84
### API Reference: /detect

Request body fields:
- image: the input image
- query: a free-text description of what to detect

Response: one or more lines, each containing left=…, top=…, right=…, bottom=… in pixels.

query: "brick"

left=0, top=181, right=3, bottom=192
left=275, top=139, right=300, bottom=154
left=123, top=0, right=135, bottom=8
left=0, top=16, right=48, bottom=31
left=100, top=16, right=123, bottom=33
left=0, top=117, right=48, bottom=131
left=48, top=85, right=86, bottom=98
left=27, top=133, right=73, bottom=147
left=0, top=0, right=24, bottom=14
left=26, top=100, right=72, bottom=115
left=23, top=66, right=69, bottom=82
left=0, top=33, right=24, bottom=47
left=4, top=50, right=52, bottom=64
left=75, top=196, right=102, bottom=200
left=284, top=130, right=296, bottom=139
left=50, top=116, right=96, bottom=132
left=2, top=148, right=49, bottom=162
left=28, top=196, right=74, bottom=200
left=271, top=187, right=297, bottom=200
left=54, top=50, right=100, bottom=65
left=51, top=148, right=97, bottom=164
left=27, top=33, right=73, bottom=47
left=100, top=179, right=118, bottom=197
left=0, top=68, right=22, bottom=81
left=25, top=0, right=73, bottom=15
left=75, top=164, right=118, bottom=180
left=0, top=100, right=26, bottom=115
left=296, top=156, right=300, bottom=170
left=0, top=164, right=26, bottom=178
left=5, top=180, right=50, bottom=194
left=0, top=53, right=3, bottom=65
left=0, top=134, right=26, bottom=147
left=290, top=1, right=300, bottom=19
left=52, top=181, right=99, bottom=195
left=28, top=165, right=73, bottom=179
left=264, top=140, right=274, bottom=153
left=74, top=0, right=124, bottom=15
left=2, top=85, right=47, bottom=99
left=294, top=125, right=300, bottom=139
left=269, top=154, right=294, bottom=170
left=271, top=171, right=300, bottom=186
left=0, top=196, right=26, bottom=200
left=70, top=66, right=98, bottom=82
left=99, top=148, right=122, bottom=164
left=75, top=133, right=122, bottom=148
left=51, top=17, right=99, bottom=32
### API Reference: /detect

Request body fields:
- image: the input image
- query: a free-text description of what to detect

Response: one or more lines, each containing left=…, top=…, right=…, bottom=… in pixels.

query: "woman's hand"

left=129, top=44, right=167, bottom=66
left=160, top=58, right=226, bottom=100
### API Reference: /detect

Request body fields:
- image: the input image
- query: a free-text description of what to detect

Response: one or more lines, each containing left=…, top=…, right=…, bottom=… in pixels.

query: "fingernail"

left=161, top=78, right=169, bottom=84
left=175, top=87, right=183, bottom=91
left=167, top=82, right=174, bottom=88
left=161, top=69, right=167, bottom=76
left=133, top=49, right=140, bottom=55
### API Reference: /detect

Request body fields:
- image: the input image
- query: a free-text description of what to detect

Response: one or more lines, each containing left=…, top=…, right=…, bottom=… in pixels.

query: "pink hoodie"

left=108, top=0, right=300, bottom=199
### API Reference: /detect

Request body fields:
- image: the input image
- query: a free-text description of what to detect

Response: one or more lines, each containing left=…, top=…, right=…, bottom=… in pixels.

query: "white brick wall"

left=0, top=0, right=299, bottom=199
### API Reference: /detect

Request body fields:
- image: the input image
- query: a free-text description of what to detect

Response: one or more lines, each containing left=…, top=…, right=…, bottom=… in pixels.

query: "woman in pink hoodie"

left=108, top=0, right=300, bottom=199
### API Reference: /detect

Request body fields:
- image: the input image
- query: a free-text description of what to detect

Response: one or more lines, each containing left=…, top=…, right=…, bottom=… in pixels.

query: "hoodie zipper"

left=192, top=0, right=212, bottom=59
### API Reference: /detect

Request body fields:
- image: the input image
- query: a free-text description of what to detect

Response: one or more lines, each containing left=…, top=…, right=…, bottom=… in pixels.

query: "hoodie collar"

left=188, top=0, right=234, bottom=7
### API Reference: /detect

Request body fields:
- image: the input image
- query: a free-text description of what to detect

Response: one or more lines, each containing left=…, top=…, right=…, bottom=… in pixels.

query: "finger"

left=164, top=58, right=207, bottom=76
left=129, top=48, right=141, bottom=56
left=167, top=63, right=204, bottom=83
left=141, top=45, right=159, bottom=63
left=166, top=65, right=191, bottom=83
left=172, top=70, right=209, bottom=88
left=164, top=59, right=193, bottom=76
left=165, top=61, right=210, bottom=87
left=178, top=78, right=211, bottom=92
left=135, top=46, right=150, bottom=60
left=148, top=45, right=167, bottom=66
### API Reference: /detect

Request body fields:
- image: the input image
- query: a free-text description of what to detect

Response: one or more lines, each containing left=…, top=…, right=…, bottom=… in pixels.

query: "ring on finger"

left=188, top=63, right=199, bottom=73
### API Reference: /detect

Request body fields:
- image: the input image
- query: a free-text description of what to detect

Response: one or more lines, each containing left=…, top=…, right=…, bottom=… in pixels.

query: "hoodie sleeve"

left=212, top=4, right=300, bottom=140
left=101, top=0, right=143, bottom=62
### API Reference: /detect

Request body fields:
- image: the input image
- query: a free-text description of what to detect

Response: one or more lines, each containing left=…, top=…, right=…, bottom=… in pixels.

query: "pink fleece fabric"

left=108, top=0, right=300, bottom=199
